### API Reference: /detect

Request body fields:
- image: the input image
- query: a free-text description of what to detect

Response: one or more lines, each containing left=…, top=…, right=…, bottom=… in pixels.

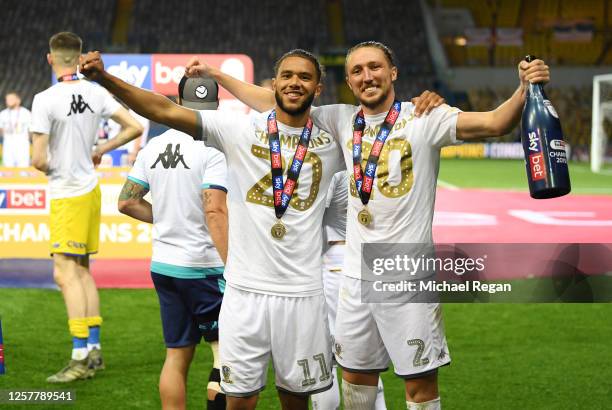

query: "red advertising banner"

left=151, top=54, right=254, bottom=111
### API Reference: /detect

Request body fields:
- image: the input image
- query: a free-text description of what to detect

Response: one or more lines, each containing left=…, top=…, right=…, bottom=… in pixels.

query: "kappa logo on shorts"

left=221, top=365, right=233, bottom=384
left=438, top=348, right=447, bottom=360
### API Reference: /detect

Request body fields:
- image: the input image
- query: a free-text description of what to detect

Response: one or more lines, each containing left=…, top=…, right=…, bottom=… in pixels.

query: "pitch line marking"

left=437, top=179, right=460, bottom=190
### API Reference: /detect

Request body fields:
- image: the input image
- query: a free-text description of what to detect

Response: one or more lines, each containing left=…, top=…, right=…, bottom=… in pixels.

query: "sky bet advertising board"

left=52, top=53, right=254, bottom=112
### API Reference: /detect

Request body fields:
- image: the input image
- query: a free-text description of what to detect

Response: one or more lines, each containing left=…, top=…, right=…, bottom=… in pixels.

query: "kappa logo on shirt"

left=67, top=94, right=94, bottom=116
left=151, top=144, right=190, bottom=169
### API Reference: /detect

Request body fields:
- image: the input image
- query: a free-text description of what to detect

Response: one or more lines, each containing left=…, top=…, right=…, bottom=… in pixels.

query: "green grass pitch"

left=0, top=289, right=610, bottom=409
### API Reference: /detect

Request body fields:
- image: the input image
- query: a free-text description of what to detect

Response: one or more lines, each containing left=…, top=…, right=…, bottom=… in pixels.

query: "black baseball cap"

left=178, top=76, right=219, bottom=110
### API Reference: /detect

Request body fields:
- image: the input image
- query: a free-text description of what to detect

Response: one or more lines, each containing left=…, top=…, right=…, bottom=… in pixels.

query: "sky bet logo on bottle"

left=527, top=131, right=546, bottom=181
left=0, top=189, right=46, bottom=209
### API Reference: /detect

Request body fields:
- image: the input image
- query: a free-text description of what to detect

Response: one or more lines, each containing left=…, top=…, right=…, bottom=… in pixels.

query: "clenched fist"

left=79, top=51, right=106, bottom=81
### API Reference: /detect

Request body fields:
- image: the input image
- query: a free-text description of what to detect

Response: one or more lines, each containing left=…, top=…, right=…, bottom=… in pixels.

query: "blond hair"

left=49, top=32, right=82, bottom=67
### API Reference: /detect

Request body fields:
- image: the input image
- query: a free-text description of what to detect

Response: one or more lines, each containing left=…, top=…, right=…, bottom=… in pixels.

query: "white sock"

left=87, top=343, right=101, bottom=352
left=343, top=380, right=378, bottom=410
left=374, top=377, right=387, bottom=410
left=71, top=347, right=88, bottom=361
left=406, top=397, right=441, bottom=410
left=311, top=369, right=340, bottom=409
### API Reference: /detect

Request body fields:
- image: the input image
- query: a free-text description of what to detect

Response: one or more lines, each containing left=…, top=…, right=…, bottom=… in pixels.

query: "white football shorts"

left=219, top=285, right=334, bottom=396
left=334, top=276, right=451, bottom=378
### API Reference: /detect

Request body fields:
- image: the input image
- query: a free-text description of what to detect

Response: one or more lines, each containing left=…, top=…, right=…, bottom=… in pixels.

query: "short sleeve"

left=326, top=171, right=348, bottom=210
left=0, top=111, right=6, bottom=129
left=100, top=89, right=122, bottom=119
left=201, top=148, right=228, bottom=192
left=199, top=110, right=249, bottom=153
left=29, top=94, right=51, bottom=134
left=127, top=148, right=149, bottom=189
left=423, top=104, right=461, bottom=149
left=310, top=104, right=356, bottom=144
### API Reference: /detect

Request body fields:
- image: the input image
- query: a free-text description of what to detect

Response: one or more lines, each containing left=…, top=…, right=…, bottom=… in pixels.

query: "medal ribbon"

left=352, top=100, right=402, bottom=205
left=58, top=73, right=79, bottom=82
left=267, top=110, right=314, bottom=219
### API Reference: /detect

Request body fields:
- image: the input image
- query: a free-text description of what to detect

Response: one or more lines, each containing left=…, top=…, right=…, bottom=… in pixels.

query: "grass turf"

left=438, top=159, right=612, bottom=194
left=0, top=289, right=610, bottom=409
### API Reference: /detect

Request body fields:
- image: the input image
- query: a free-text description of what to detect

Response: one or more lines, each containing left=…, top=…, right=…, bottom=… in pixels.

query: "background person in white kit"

left=312, top=170, right=387, bottom=410
left=0, top=91, right=32, bottom=167
left=80, top=48, right=344, bottom=410
left=30, top=31, right=143, bottom=383
left=118, top=75, right=228, bottom=410
left=105, top=105, right=150, bottom=165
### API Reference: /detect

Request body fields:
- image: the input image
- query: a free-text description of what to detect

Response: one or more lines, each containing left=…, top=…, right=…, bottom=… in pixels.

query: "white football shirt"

left=199, top=109, right=344, bottom=296
left=0, top=106, right=31, bottom=142
left=311, top=103, right=460, bottom=279
left=322, top=171, right=348, bottom=243
left=129, top=129, right=227, bottom=276
left=30, top=81, right=120, bottom=199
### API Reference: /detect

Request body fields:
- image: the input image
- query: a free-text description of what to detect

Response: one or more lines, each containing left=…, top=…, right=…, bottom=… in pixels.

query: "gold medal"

left=271, top=220, right=287, bottom=239
left=358, top=208, right=372, bottom=226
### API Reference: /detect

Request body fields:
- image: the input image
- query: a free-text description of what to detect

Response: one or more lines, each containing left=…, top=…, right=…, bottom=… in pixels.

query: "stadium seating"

left=342, top=0, right=436, bottom=100
left=0, top=0, right=115, bottom=107
left=438, top=0, right=606, bottom=67
left=467, top=86, right=592, bottom=152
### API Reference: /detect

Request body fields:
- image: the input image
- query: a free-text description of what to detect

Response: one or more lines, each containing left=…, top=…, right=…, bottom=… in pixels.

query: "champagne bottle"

left=521, top=55, right=571, bottom=199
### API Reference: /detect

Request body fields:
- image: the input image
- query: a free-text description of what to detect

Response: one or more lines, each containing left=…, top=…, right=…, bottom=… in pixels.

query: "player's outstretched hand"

left=185, top=57, right=213, bottom=78
left=80, top=51, right=106, bottom=81
left=411, top=90, right=445, bottom=117
left=518, top=58, right=549, bottom=86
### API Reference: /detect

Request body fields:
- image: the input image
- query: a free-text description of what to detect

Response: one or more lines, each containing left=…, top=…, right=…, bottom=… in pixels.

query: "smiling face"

left=345, top=46, right=398, bottom=114
left=273, top=56, right=321, bottom=117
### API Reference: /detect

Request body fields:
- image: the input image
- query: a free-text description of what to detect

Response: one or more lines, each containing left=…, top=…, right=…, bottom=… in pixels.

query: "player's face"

left=273, top=57, right=321, bottom=116
left=345, top=47, right=397, bottom=112
left=5, top=93, right=20, bottom=109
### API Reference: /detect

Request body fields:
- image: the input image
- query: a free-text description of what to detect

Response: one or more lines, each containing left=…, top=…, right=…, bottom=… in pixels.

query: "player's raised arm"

left=456, top=58, right=550, bottom=140
left=80, top=51, right=201, bottom=138
left=186, top=57, right=275, bottom=112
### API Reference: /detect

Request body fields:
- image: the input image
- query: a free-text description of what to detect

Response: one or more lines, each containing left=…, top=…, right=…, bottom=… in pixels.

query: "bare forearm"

left=119, top=200, right=153, bottom=223
left=208, top=67, right=274, bottom=112
left=206, top=212, right=228, bottom=264
left=32, top=158, right=49, bottom=173
left=490, top=84, right=526, bottom=136
left=96, top=72, right=198, bottom=137
left=97, top=72, right=171, bottom=122
left=96, top=126, right=142, bottom=155
left=457, top=85, right=526, bottom=140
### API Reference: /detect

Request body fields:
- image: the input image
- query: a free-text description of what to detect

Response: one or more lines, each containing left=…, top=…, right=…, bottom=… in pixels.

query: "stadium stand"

left=0, top=0, right=604, bottom=154
left=437, top=0, right=606, bottom=67
left=0, top=0, right=116, bottom=108
left=342, top=0, right=436, bottom=100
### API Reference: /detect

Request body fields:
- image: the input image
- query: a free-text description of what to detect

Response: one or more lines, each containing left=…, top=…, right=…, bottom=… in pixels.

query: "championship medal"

left=358, top=208, right=372, bottom=226
left=352, top=100, right=402, bottom=228
left=271, top=220, right=287, bottom=239
left=266, top=110, right=314, bottom=238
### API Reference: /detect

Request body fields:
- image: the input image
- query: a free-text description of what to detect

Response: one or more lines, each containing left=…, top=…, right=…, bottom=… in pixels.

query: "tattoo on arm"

left=204, top=190, right=213, bottom=207
left=119, top=180, right=149, bottom=201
